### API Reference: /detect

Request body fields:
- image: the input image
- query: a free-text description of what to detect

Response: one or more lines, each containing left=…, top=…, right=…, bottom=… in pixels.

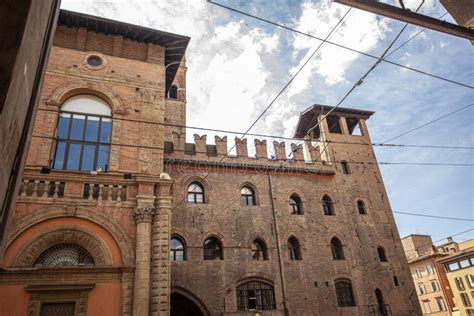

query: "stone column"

left=133, top=205, right=155, bottom=316
left=150, top=181, right=173, bottom=316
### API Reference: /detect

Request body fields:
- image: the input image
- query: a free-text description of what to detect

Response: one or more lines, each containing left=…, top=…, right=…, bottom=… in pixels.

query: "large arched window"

left=53, top=95, right=112, bottom=172
left=187, top=182, right=205, bottom=204
left=252, top=239, right=268, bottom=261
left=289, top=194, right=303, bottom=215
left=237, top=281, right=276, bottom=311
left=322, top=194, right=335, bottom=216
left=331, top=237, right=345, bottom=260
left=241, top=186, right=256, bottom=206
left=288, top=237, right=302, bottom=260
left=170, top=236, right=186, bottom=261
left=34, top=243, right=94, bottom=267
left=203, top=237, right=223, bottom=260
left=335, top=279, right=356, bottom=307
left=378, top=247, right=388, bottom=262
left=357, top=200, right=366, bottom=215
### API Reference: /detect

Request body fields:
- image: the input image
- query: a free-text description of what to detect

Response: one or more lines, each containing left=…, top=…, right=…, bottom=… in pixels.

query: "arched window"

left=378, top=247, right=388, bottom=262
left=53, top=95, right=112, bottom=172
left=203, top=237, right=223, bottom=260
left=170, top=236, right=186, bottom=261
left=288, top=237, right=302, bottom=260
left=169, top=85, right=178, bottom=99
left=335, top=279, right=356, bottom=307
left=252, top=239, right=268, bottom=261
left=241, top=186, right=256, bottom=206
left=237, top=281, right=276, bottom=311
left=187, top=182, right=204, bottom=204
left=341, top=161, right=350, bottom=174
left=357, top=200, right=366, bottom=215
left=34, top=243, right=94, bottom=267
left=289, top=194, right=303, bottom=215
left=322, top=195, right=334, bottom=215
left=331, top=237, right=345, bottom=260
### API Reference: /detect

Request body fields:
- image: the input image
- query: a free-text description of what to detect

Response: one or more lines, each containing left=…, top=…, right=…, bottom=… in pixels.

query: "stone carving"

left=134, top=206, right=156, bottom=224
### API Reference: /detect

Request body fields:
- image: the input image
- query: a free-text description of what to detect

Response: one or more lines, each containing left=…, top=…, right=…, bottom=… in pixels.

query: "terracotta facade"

left=0, top=9, right=421, bottom=316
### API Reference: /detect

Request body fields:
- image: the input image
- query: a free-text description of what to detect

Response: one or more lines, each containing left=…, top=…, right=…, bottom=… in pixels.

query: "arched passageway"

left=171, top=292, right=205, bottom=316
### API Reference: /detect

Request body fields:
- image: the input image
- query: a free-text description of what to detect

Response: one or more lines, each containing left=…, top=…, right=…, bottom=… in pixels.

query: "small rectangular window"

left=327, top=115, right=342, bottom=134
left=448, top=262, right=460, bottom=271
left=460, top=259, right=471, bottom=268
left=462, top=293, right=472, bottom=307
left=185, top=143, right=196, bottom=155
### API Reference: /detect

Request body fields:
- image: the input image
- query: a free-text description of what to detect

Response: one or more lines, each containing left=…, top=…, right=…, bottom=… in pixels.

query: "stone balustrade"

left=18, top=168, right=134, bottom=204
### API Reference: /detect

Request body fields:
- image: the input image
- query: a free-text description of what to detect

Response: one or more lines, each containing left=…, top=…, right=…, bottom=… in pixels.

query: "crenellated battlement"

left=164, top=133, right=334, bottom=174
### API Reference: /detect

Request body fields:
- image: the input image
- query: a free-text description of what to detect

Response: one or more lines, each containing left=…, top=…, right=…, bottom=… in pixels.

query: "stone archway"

left=170, top=293, right=205, bottom=316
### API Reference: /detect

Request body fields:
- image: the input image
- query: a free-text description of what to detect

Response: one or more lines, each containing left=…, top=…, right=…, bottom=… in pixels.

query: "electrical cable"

left=207, top=1, right=473, bottom=89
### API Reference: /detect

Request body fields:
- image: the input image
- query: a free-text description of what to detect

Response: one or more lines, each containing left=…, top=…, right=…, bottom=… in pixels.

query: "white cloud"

left=287, top=0, right=390, bottom=97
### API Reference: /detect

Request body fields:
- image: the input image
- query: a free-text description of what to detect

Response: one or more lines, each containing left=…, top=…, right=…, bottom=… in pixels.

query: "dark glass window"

left=331, top=237, right=345, bottom=260
left=322, top=195, right=334, bottom=215
left=204, top=237, right=223, bottom=260
left=53, top=112, right=112, bottom=172
left=288, top=237, right=302, bottom=260
left=357, top=200, right=366, bottom=215
left=341, top=161, right=350, bottom=174
left=289, top=194, right=302, bottom=215
left=393, top=276, right=399, bottom=286
left=252, top=239, right=268, bottom=261
left=237, top=281, right=276, bottom=311
left=241, top=186, right=256, bottom=206
left=34, top=243, right=94, bottom=267
left=335, top=279, right=356, bottom=307
left=378, top=247, right=388, bottom=262
left=170, top=237, right=186, bottom=261
left=169, top=85, right=178, bottom=99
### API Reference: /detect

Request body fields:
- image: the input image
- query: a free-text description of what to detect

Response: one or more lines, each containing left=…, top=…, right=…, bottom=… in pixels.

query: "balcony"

left=18, top=168, right=136, bottom=206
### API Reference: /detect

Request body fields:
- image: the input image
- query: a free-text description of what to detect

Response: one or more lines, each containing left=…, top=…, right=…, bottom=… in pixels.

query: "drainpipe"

left=267, top=172, right=289, bottom=316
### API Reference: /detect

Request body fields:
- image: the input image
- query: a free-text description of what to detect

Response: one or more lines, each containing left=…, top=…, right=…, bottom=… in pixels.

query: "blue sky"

left=62, top=0, right=473, bottom=244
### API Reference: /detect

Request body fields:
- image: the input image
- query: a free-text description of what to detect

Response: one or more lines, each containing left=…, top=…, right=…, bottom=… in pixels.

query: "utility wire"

left=225, top=7, right=352, bottom=154
left=37, top=107, right=474, bottom=150
left=32, top=131, right=474, bottom=167
left=207, top=1, right=473, bottom=89
left=393, top=211, right=474, bottom=222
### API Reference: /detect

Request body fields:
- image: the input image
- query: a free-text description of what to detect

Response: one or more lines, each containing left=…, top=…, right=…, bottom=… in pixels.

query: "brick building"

left=402, top=235, right=456, bottom=315
left=0, top=9, right=421, bottom=316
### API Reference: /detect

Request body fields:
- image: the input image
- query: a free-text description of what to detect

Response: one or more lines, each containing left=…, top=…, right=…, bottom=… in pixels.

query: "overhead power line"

left=393, top=211, right=474, bottom=222
left=207, top=1, right=473, bottom=89
left=36, top=108, right=474, bottom=150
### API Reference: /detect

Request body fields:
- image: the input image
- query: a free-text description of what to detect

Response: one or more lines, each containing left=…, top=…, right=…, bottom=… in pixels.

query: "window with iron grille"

left=237, top=281, right=276, bottom=311
left=52, top=95, right=112, bottom=172
left=40, top=302, right=76, bottom=316
left=289, top=194, right=302, bottom=215
left=241, top=186, right=256, bottom=206
left=170, top=236, right=186, bottom=261
left=335, top=279, right=356, bottom=307
left=34, top=244, right=94, bottom=267
left=203, top=237, right=223, bottom=260
left=187, top=182, right=204, bottom=204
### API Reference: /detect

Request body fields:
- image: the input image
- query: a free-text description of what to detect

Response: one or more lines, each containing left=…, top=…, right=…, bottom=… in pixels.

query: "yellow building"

left=438, top=245, right=474, bottom=316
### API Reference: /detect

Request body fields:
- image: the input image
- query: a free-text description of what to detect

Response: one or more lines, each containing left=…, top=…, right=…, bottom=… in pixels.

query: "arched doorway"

left=171, top=293, right=205, bottom=316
